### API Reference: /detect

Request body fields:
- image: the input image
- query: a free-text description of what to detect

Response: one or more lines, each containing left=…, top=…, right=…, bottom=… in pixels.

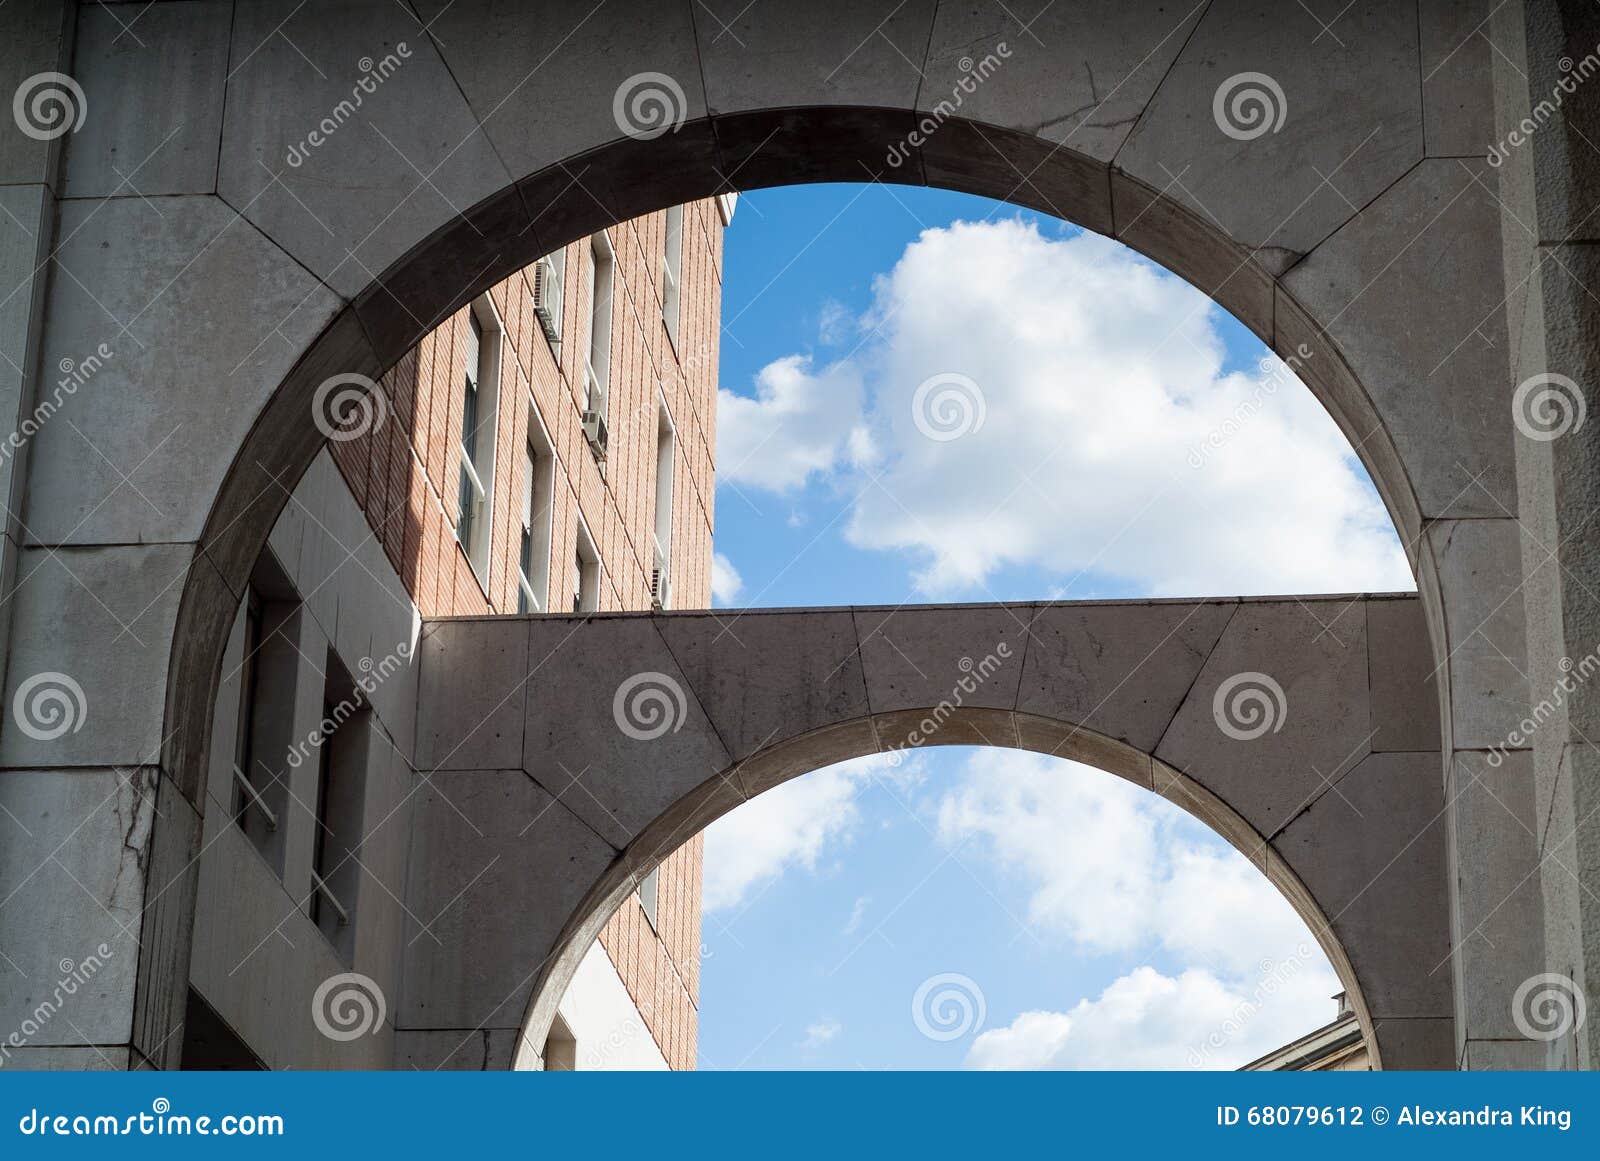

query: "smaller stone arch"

left=400, top=595, right=1449, bottom=1069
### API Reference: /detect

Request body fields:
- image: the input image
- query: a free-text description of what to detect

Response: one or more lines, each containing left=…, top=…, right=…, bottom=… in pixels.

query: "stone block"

left=655, top=609, right=868, bottom=764
left=398, top=769, right=617, bottom=1030
left=1423, top=519, right=1531, bottom=750
left=1156, top=599, right=1373, bottom=838
left=415, top=618, right=528, bottom=771
left=856, top=603, right=1031, bottom=715
left=921, top=0, right=1203, bottom=164
left=0, top=544, right=190, bottom=769
left=1367, top=596, right=1442, bottom=752
left=219, top=2, right=514, bottom=297
left=1448, top=750, right=1546, bottom=1040
left=696, top=0, right=936, bottom=114
left=1273, top=752, right=1451, bottom=1019
left=0, top=767, right=157, bottom=1046
left=1018, top=599, right=1234, bottom=755
left=23, top=197, right=339, bottom=547
left=1117, top=0, right=1423, bottom=272
left=521, top=616, right=731, bottom=848
left=1281, top=161, right=1514, bottom=519
left=64, top=1, right=231, bottom=197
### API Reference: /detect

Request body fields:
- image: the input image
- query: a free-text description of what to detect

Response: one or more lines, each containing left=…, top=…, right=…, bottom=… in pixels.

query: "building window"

left=230, top=588, right=263, bottom=826
left=580, top=233, right=614, bottom=459
left=661, top=205, right=683, bottom=349
left=543, top=1014, right=577, bottom=1071
left=518, top=407, right=556, bottom=614
left=573, top=519, right=600, bottom=614
left=310, top=652, right=367, bottom=960
left=456, top=301, right=502, bottom=582
left=229, top=555, right=301, bottom=880
left=639, top=866, right=660, bottom=932
left=651, top=398, right=675, bottom=610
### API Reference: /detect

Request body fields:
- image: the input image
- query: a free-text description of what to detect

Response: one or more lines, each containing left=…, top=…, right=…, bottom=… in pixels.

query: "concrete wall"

left=0, top=0, right=1582, bottom=1070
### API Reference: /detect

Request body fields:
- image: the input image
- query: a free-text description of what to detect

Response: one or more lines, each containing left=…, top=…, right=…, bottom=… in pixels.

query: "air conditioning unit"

left=533, top=254, right=562, bottom=350
left=582, top=409, right=608, bottom=460
left=650, top=540, right=671, bottom=610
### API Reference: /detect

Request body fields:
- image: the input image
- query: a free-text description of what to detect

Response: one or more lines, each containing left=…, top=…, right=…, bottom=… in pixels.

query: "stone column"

left=1494, top=0, right=1600, bottom=1071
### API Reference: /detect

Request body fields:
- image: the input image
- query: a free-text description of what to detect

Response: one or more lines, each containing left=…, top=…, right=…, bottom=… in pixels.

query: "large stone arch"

left=404, top=596, right=1448, bottom=1069
left=0, top=0, right=1559, bottom=1070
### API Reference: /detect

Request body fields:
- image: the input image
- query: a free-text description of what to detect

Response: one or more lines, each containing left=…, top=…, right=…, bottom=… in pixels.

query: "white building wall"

left=192, top=450, right=655, bottom=1070
left=551, top=943, right=669, bottom=1071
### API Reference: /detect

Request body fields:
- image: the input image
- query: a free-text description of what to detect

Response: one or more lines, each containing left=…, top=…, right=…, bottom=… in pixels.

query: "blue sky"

left=694, top=184, right=1410, bottom=1070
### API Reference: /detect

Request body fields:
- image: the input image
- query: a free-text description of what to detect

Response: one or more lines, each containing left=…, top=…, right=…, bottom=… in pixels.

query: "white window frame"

left=583, top=232, right=615, bottom=423
left=651, top=392, right=676, bottom=610
left=518, top=404, right=556, bottom=614
left=457, top=296, right=504, bottom=584
left=572, top=514, right=601, bottom=614
left=661, top=205, right=683, bottom=350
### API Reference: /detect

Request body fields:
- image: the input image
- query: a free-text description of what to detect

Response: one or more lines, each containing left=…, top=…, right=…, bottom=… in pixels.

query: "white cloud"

left=702, top=754, right=920, bottom=913
left=711, top=552, right=744, bottom=606
left=802, top=1018, right=843, bottom=1049
left=842, top=895, right=871, bottom=936
left=966, top=963, right=1337, bottom=1070
left=817, top=298, right=852, bottom=346
left=703, top=753, right=927, bottom=913
left=716, top=218, right=1412, bottom=598
left=939, top=749, right=1343, bottom=1067
left=936, top=750, right=1316, bottom=971
left=716, top=354, right=869, bottom=493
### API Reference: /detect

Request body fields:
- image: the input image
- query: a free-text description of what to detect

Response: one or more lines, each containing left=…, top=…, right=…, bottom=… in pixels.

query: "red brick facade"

left=328, top=200, right=723, bottom=1070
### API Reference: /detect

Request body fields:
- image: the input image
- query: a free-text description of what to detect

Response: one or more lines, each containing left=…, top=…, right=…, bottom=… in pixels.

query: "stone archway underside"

left=402, top=596, right=1449, bottom=1069
left=0, top=0, right=1556, bottom=1072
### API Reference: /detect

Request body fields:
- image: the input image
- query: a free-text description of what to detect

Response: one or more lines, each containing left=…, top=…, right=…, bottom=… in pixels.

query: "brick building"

left=183, top=196, right=729, bottom=1070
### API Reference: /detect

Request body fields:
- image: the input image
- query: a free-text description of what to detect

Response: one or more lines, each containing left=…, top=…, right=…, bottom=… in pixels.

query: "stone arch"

left=1, top=1, right=1534, bottom=1070
left=405, top=598, right=1448, bottom=1069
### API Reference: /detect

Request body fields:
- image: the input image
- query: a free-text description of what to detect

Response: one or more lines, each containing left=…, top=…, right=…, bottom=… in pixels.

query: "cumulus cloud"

left=939, top=749, right=1342, bottom=1068
left=711, top=552, right=744, bottom=606
left=715, top=218, right=1412, bottom=597
left=936, top=750, right=1316, bottom=971
left=966, top=963, right=1336, bottom=1070
left=716, top=354, right=869, bottom=493
left=702, top=754, right=914, bottom=913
